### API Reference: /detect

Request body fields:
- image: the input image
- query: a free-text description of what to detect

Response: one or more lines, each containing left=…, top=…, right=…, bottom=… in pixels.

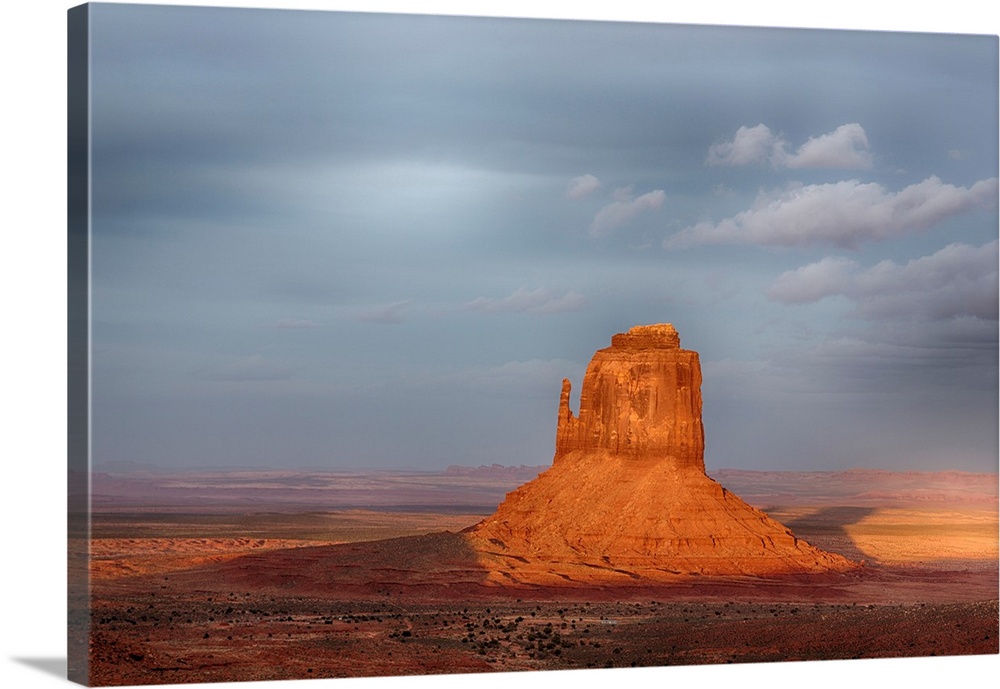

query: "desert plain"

left=80, top=465, right=998, bottom=686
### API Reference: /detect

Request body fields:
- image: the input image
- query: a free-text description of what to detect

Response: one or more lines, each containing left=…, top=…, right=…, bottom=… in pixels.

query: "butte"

left=464, top=324, right=855, bottom=584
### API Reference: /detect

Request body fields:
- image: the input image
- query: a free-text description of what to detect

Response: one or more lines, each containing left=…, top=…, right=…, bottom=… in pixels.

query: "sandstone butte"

left=465, top=324, right=857, bottom=584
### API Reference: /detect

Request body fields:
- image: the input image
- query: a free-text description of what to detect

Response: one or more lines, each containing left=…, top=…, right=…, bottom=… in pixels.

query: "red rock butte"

left=467, top=324, right=856, bottom=582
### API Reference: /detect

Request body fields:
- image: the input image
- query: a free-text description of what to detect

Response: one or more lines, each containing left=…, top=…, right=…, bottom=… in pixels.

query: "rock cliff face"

left=555, top=323, right=704, bottom=471
left=467, top=324, right=856, bottom=581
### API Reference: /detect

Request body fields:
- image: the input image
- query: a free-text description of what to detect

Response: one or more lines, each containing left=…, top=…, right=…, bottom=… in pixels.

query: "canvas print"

left=68, top=2, right=999, bottom=686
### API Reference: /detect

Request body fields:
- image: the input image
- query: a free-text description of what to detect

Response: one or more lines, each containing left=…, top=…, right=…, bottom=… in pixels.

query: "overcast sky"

left=87, top=3, right=998, bottom=472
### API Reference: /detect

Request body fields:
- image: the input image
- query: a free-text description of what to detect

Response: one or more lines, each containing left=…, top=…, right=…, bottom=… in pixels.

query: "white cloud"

left=707, top=123, right=873, bottom=170
left=665, top=176, right=998, bottom=249
left=565, top=173, right=601, bottom=199
left=463, top=287, right=586, bottom=315
left=707, top=124, right=785, bottom=167
left=784, top=123, right=873, bottom=170
left=589, top=187, right=665, bottom=237
left=768, top=240, right=999, bottom=321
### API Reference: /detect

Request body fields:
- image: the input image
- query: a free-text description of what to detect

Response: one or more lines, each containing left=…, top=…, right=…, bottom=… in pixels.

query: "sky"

left=85, top=2, right=999, bottom=473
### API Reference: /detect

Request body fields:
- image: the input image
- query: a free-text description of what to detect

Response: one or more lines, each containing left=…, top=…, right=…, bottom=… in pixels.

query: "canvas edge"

left=67, top=3, right=91, bottom=686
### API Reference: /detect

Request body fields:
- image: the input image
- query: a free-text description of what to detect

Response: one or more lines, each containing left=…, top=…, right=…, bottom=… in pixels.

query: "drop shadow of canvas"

left=11, top=657, right=68, bottom=680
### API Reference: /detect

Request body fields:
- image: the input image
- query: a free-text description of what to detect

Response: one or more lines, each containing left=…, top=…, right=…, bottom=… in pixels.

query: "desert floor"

left=80, top=468, right=998, bottom=685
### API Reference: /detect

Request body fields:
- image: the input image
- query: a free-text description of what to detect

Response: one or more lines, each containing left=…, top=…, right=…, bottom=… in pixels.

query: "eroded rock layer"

left=468, top=324, right=856, bottom=580
left=555, top=323, right=704, bottom=470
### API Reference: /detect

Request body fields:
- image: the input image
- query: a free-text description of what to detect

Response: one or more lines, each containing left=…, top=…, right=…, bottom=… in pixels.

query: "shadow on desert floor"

left=778, top=506, right=878, bottom=564
left=151, top=530, right=498, bottom=598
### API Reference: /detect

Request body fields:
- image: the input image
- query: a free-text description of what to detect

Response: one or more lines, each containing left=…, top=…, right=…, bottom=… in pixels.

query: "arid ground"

left=82, top=467, right=998, bottom=685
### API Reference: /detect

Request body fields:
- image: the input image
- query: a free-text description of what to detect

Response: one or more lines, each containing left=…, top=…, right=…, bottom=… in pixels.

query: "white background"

left=2, top=2, right=997, bottom=688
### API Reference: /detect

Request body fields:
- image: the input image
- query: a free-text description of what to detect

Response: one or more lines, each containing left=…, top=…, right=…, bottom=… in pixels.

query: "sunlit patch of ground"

left=90, top=538, right=338, bottom=579
left=766, top=505, right=998, bottom=568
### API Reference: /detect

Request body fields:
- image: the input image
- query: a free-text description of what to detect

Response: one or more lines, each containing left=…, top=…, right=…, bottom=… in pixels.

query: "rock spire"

left=555, top=323, right=704, bottom=471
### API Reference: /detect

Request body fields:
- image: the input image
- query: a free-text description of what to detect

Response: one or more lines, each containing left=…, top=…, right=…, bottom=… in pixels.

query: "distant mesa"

left=467, top=324, right=857, bottom=582
left=443, top=464, right=547, bottom=481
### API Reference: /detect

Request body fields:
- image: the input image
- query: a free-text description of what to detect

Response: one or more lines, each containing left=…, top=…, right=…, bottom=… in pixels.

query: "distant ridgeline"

left=444, top=464, right=548, bottom=480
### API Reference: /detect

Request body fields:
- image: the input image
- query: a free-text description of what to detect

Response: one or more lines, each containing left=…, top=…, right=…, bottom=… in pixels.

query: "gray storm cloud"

left=768, top=241, right=999, bottom=321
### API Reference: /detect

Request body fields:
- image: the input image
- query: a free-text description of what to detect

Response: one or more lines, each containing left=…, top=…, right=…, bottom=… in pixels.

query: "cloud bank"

left=768, top=240, right=999, bottom=321
left=665, top=176, right=998, bottom=249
